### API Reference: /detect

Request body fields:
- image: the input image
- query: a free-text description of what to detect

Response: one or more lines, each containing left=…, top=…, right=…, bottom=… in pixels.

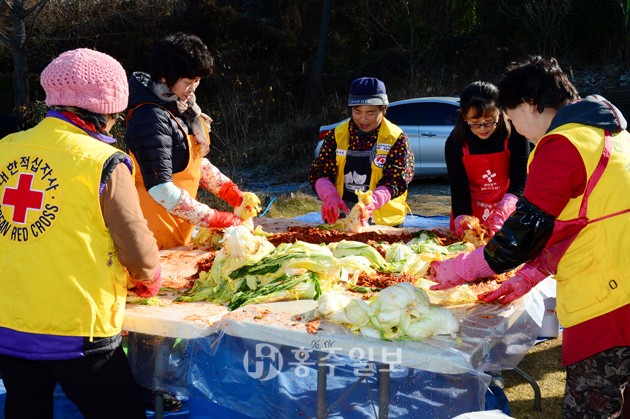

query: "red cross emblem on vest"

left=2, top=173, right=44, bottom=224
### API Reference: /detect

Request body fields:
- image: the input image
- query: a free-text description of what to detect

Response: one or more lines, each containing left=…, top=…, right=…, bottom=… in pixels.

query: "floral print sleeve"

left=199, top=158, right=232, bottom=196
left=308, top=130, right=338, bottom=187
left=378, top=132, right=415, bottom=198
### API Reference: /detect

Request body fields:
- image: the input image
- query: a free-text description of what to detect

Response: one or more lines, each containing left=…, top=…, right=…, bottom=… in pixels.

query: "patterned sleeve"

left=377, top=132, right=415, bottom=198
left=199, top=158, right=232, bottom=196
left=308, top=130, right=338, bottom=188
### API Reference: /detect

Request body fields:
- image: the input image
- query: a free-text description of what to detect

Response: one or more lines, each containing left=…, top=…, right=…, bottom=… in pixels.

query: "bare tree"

left=313, top=0, right=334, bottom=102
left=621, top=0, right=630, bottom=62
left=499, top=0, right=572, bottom=57
left=0, top=0, right=50, bottom=124
left=344, top=0, right=462, bottom=94
left=0, top=0, right=180, bottom=126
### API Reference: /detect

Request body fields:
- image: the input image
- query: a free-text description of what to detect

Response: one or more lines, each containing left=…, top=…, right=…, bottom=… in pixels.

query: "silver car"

left=316, top=96, right=460, bottom=176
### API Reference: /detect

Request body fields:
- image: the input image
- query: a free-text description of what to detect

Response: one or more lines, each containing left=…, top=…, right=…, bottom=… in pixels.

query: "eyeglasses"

left=466, top=120, right=498, bottom=129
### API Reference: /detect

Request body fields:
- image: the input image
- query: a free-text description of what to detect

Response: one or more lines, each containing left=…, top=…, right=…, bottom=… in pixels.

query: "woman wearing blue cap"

left=309, top=77, right=414, bottom=226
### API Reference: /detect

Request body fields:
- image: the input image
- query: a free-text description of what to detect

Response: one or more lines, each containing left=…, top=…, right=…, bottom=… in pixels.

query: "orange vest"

left=128, top=104, right=204, bottom=249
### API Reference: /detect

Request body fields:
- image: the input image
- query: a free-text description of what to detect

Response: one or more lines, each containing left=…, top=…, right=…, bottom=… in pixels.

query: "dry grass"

left=504, top=335, right=565, bottom=418
left=263, top=191, right=321, bottom=219
left=406, top=193, right=452, bottom=217
left=255, top=186, right=453, bottom=219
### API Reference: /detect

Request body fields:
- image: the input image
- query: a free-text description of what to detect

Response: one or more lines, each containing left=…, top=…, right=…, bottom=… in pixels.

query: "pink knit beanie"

left=40, top=48, right=129, bottom=115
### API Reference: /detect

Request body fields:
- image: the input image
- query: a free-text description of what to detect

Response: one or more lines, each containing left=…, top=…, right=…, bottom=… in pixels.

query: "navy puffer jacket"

left=124, top=72, right=191, bottom=190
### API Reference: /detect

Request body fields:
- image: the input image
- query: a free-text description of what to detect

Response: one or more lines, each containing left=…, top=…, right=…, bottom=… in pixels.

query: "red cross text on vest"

left=2, top=173, right=44, bottom=224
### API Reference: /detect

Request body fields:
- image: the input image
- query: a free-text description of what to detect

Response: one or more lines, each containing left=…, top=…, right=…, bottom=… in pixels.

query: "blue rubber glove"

left=429, top=247, right=495, bottom=290
left=315, top=178, right=349, bottom=224
left=478, top=264, right=548, bottom=304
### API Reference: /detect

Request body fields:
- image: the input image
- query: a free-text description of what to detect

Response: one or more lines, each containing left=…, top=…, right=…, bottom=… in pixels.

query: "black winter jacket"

left=124, top=72, right=192, bottom=190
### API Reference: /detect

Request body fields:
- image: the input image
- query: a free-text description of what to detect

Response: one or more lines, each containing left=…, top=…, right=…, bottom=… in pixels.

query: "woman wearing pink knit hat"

left=0, top=48, right=160, bottom=418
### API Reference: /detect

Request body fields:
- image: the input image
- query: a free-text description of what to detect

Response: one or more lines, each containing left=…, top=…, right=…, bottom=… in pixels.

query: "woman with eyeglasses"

left=445, top=81, right=531, bottom=237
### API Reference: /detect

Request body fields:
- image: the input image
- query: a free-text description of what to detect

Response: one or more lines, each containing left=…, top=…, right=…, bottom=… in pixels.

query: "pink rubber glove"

left=131, top=264, right=162, bottom=298
left=362, top=186, right=391, bottom=224
left=429, top=247, right=495, bottom=290
left=486, top=193, right=518, bottom=237
left=219, top=181, right=244, bottom=208
left=478, top=263, right=548, bottom=304
left=453, top=214, right=473, bottom=238
left=315, top=178, right=349, bottom=224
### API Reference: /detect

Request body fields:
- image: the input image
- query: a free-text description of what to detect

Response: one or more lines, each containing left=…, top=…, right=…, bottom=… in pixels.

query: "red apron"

left=451, top=137, right=510, bottom=228
left=535, top=132, right=630, bottom=275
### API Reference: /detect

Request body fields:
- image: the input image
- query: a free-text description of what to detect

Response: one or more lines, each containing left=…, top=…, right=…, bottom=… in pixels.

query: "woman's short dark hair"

left=451, top=81, right=511, bottom=146
left=497, top=56, right=580, bottom=113
left=150, top=32, right=214, bottom=87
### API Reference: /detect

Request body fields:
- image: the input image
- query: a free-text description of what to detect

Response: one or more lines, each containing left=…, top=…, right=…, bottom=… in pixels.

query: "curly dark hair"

left=150, top=32, right=214, bottom=87
left=497, top=56, right=580, bottom=113
left=451, top=81, right=511, bottom=147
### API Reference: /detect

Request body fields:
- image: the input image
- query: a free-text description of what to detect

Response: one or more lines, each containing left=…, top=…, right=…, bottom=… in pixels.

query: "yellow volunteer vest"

left=529, top=123, right=630, bottom=327
left=0, top=117, right=129, bottom=339
left=334, top=119, right=408, bottom=226
left=128, top=104, right=204, bottom=250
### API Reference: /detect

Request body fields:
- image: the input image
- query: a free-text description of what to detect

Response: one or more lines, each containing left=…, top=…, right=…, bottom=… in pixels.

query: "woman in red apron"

left=445, top=81, right=530, bottom=237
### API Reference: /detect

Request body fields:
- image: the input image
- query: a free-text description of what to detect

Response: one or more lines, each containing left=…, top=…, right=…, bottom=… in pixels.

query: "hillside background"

left=1, top=0, right=630, bottom=185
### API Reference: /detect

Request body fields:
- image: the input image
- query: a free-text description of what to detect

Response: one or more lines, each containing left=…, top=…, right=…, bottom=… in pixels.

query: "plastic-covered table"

left=122, top=277, right=555, bottom=418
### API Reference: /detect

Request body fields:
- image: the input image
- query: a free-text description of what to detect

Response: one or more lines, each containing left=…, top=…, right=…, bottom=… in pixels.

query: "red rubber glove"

left=429, top=247, right=495, bottom=290
left=453, top=214, right=474, bottom=238
left=219, top=181, right=243, bottom=208
left=362, top=186, right=391, bottom=225
left=205, top=210, right=242, bottom=228
left=315, top=178, right=349, bottom=224
left=478, top=263, right=548, bottom=304
left=486, top=193, right=518, bottom=237
left=170, top=189, right=241, bottom=228
left=131, top=264, right=162, bottom=298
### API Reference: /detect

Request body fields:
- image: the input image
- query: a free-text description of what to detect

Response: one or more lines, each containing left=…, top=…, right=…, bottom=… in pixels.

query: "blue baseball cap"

left=348, top=77, right=388, bottom=106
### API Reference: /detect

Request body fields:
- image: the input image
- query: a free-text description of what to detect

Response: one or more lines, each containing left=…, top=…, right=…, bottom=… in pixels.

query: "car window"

left=386, top=102, right=459, bottom=126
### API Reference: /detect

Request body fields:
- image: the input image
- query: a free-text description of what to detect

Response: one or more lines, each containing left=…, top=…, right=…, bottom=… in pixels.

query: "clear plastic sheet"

left=123, top=278, right=555, bottom=418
